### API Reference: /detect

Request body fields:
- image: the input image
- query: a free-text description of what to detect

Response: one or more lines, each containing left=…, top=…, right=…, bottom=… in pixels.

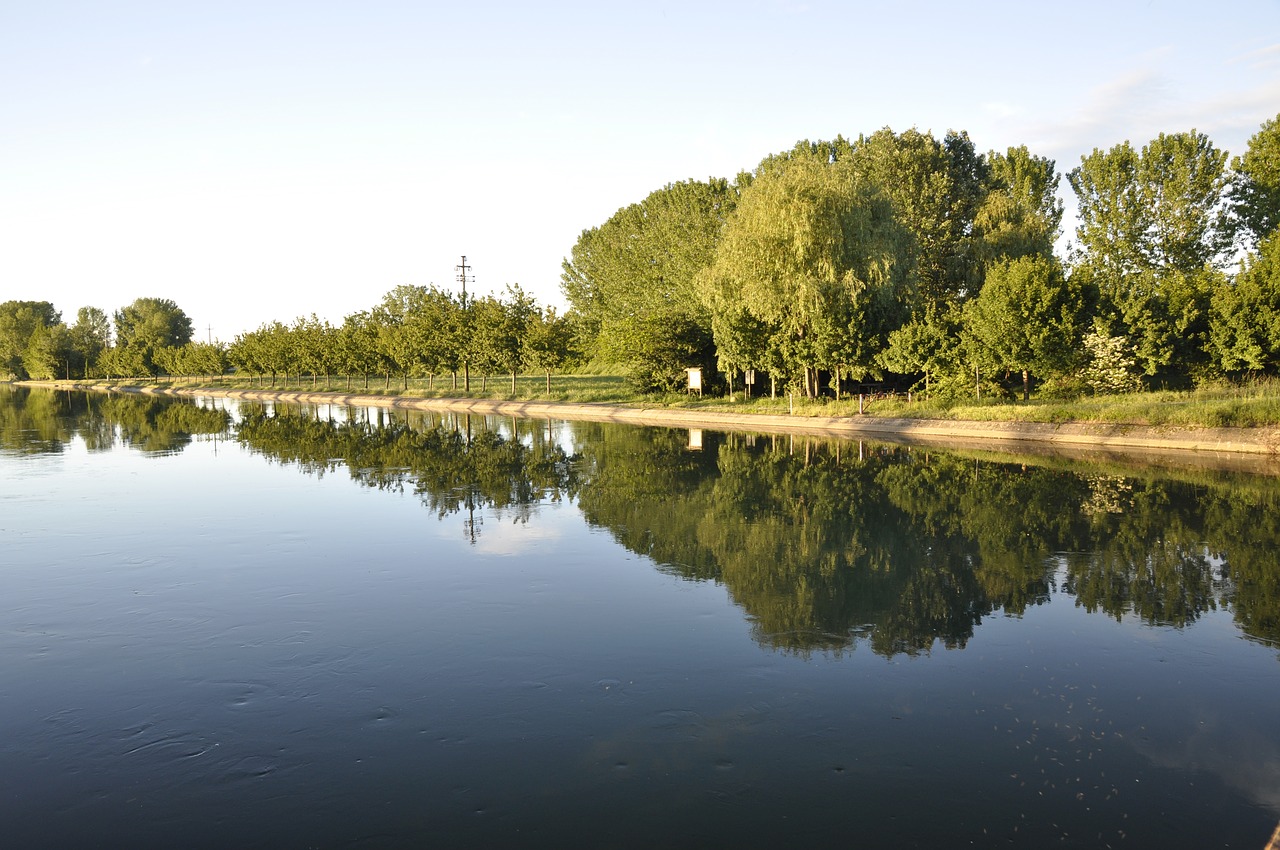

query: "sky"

left=3, top=1, right=1280, bottom=342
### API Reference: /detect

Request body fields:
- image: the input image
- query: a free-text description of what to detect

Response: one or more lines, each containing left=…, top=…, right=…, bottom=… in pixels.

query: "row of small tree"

left=226, top=285, right=577, bottom=393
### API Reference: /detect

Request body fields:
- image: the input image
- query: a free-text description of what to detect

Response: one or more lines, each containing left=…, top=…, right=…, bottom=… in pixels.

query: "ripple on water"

left=646, top=709, right=704, bottom=744
left=219, top=755, right=279, bottom=784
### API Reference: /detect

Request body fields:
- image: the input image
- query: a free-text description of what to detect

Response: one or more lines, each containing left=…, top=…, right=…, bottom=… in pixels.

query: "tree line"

left=566, top=116, right=1280, bottom=398
left=226, top=285, right=576, bottom=393
left=1, top=287, right=579, bottom=395
left=7, top=114, right=1278, bottom=400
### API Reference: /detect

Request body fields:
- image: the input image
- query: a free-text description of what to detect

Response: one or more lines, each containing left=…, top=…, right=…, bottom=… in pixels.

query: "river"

left=2, top=386, right=1278, bottom=849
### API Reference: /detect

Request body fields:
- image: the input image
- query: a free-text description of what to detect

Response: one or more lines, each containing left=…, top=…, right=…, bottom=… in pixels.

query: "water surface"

left=2, top=386, right=1278, bottom=848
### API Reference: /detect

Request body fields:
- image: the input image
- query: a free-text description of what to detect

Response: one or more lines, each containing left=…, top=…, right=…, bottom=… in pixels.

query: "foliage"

left=963, top=256, right=1090, bottom=399
left=1078, top=322, right=1142, bottom=394
left=154, top=341, right=230, bottom=378
left=114, top=297, right=194, bottom=351
left=839, top=128, right=988, bottom=307
left=1069, top=131, right=1233, bottom=385
left=1070, top=131, right=1232, bottom=282
left=22, top=322, right=75, bottom=380
left=972, top=145, right=1063, bottom=267
left=0, top=300, right=61, bottom=379
left=70, top=307, right=111, bottom=377
left=1230, top=112, right=1280, bottom=249
left=698, top=151, right=911, bottom=395
left=561, top=178, right=736, bottom=375
left=522, top=307, right=578, bottom=393
left=1211, top=231, right=1280, bottom=374
left=877, top=304, right=963, bottom=396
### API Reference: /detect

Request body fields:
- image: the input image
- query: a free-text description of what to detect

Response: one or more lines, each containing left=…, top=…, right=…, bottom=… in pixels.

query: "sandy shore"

left=48, top=382, right=1280, bottom=471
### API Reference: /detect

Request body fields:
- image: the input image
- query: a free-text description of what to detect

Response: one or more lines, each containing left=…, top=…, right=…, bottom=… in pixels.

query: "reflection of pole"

left=464, top=487, right=481, bottom=544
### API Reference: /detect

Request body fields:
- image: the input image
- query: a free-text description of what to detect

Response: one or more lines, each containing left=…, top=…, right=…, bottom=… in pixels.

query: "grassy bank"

left=34, top=374, right=1280, bottom=429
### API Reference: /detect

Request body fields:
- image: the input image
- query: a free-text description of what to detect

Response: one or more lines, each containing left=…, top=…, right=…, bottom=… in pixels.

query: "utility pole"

left=456, top=255, right=474, bottom=392
left=456, top=255, right=472, bottom=302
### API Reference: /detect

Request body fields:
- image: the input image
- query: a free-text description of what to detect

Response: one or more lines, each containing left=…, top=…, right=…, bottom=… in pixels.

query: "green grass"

left=33, top=374, right=1280, bottom=428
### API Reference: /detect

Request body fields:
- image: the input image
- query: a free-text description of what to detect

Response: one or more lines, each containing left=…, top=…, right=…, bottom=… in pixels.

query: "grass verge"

left=30, top=374, right=1280, bottom=429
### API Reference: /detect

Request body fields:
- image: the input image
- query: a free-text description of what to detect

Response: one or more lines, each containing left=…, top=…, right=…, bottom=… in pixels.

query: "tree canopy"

left=697, top=151, right=911, bottom=395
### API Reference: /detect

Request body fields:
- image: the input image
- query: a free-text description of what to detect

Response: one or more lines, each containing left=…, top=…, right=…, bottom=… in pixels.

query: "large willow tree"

left=697, top=153, right=911, bottom=396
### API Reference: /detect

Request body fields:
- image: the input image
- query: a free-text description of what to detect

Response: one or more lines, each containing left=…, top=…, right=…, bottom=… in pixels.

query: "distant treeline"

left=6, top=115, right=1279, bottom=400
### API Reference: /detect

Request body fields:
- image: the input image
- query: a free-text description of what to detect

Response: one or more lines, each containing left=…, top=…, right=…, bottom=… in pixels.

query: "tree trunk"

left=464, top=363, right=471, bottom=392
left=1022, top=369, right=1029, bottom=402
left=545, top=370, right=551, bottom=395
left=511, top=369, right=516, bottom=395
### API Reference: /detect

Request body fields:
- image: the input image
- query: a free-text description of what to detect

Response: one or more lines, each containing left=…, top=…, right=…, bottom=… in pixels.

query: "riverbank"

left=32, top=381, right=1280, bottom=466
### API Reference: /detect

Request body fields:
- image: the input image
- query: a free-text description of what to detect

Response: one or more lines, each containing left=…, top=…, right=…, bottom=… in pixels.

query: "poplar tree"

left=1068, top=131, right=1232, bottom=381
left=1231, top=113, right=1280, bottom=249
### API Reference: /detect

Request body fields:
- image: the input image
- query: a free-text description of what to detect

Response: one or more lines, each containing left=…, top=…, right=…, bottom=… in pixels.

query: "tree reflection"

left=5, top=387, right=1279, bottom=657
left=569, top=424, right=1280, bottom=657
left=232, top=405, right=579, bottom=542
left=0, top=385, right=229, bottom=455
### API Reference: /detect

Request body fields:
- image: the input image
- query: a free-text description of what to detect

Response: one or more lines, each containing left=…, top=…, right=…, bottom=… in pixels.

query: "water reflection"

left=8, top=387, right=1280, bottom=658
left=233, top=404, right=579, bottom=542
left=0, top=384, right=229, bottom=456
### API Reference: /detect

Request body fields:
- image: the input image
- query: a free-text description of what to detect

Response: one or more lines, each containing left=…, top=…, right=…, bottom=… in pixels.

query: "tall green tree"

left=972, top=146, right=1063, bottom=267
left=842, top=128, right=989, bottom=307
left=69, top=307, right=111, bottom=378
left=561, top=178, right=738, bottom=384
left=1210, top=231, right=1280, bottom=373
left=1068, top=131, right=1232, bottom=383
left=0, top=301, right=61, bottom=379
left=1070, top=131, right=1232, bottom=280
left=698, top=152, right=911, bottom=396
left=963, top=256, right=1091, bottom=399
left=111, top=297, right=194, bottom=376
left=114, top=297, right=194, bottom=350
left=23, top=322, right=75, bottom=380
left=1230, top=112, right=1280, bottom=249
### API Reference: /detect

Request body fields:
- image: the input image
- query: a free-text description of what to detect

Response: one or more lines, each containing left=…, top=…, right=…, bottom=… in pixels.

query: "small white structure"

left=686, top=367, right=702, bottom=397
